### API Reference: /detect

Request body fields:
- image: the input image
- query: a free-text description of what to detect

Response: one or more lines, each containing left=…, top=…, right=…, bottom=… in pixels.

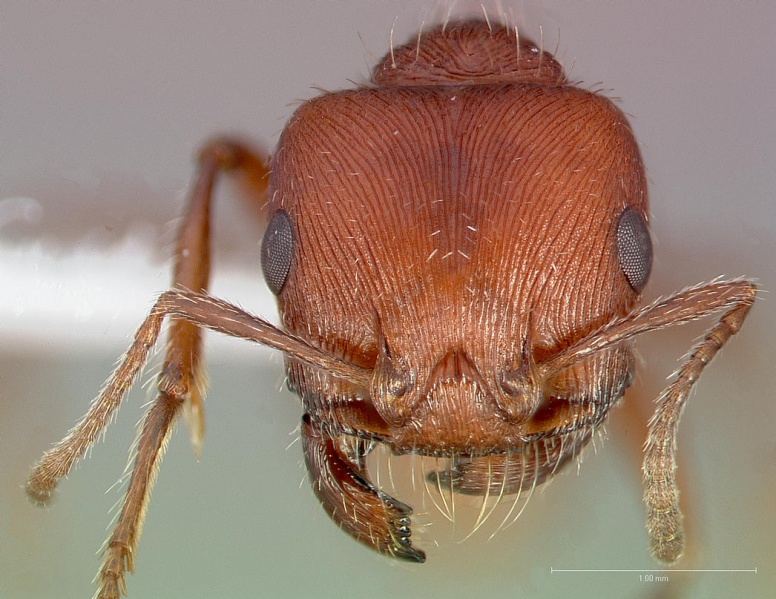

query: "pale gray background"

left=2, top=2, right=774, bottom=598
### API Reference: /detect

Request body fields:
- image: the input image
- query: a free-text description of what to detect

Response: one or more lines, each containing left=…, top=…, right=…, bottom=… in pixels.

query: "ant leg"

left=28, top=289, right=372, bottom=599
left=167, top=139, right=270, bottom=456
left=27, top=139, right=270, bottom=598
left=98, top=140, right=270, bottom=598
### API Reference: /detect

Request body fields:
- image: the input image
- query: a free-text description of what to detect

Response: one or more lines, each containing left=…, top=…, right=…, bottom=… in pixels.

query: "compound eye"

left=261, top=210, right=295, bottom=295
left=617, top=207, right=652, bottom=293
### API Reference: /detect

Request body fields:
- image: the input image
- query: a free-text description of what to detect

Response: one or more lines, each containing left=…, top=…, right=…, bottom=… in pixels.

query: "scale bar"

left=551, top=568, right=758, bottom=573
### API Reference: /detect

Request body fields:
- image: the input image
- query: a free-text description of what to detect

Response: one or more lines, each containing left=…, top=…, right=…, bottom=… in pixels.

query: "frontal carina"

left=26, top=19, right=756, bottom=598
